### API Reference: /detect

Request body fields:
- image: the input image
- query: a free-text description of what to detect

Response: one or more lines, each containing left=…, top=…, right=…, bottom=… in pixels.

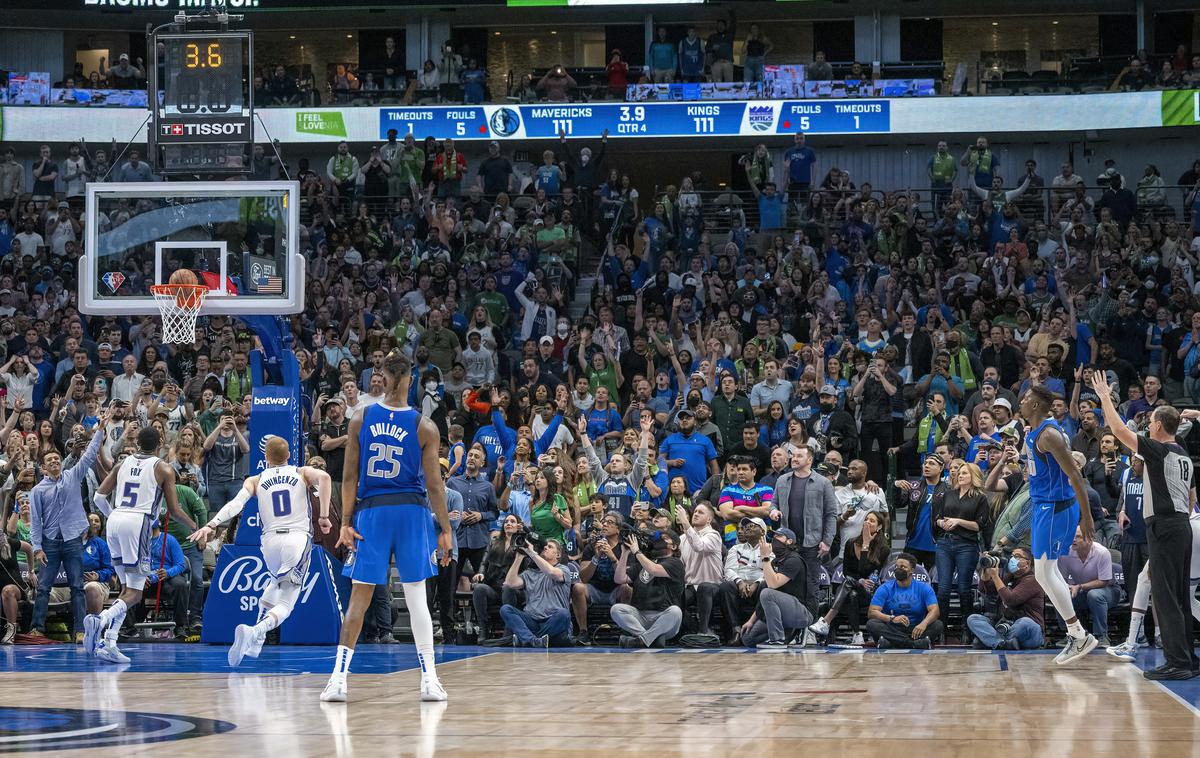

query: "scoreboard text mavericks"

left=377, top=99, right=892, bottom=140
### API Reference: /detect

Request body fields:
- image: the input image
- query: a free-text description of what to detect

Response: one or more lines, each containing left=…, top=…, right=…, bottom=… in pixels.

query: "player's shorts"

left=344, top=497, right=438, bottom=585
left=261, top=530, right=312, bottom=587
left=107, top=509, right=153, bottom=588
left=1030, top=498, right=1078, bottom=560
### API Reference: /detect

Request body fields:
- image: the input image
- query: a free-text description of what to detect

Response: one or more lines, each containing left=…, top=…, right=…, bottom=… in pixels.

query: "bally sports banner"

left=1, top=90, right=1193, bottom=143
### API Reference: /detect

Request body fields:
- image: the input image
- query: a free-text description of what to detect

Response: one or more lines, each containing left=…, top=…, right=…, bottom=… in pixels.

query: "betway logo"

left=216, top=554, right=319, bottom=604
left=160, top=122, right=247, bottom=137
left=254, top=397, right=292, bottom=406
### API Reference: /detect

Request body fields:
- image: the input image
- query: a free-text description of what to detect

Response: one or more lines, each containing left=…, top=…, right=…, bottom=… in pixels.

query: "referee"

left=1093, top=374, right=1198, bottom=679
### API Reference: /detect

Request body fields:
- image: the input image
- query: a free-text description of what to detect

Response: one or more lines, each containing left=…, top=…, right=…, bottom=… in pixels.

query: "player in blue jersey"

left=1018, top=384, right=1097, bottom=665
left=322, top=349, right=453, bottom=703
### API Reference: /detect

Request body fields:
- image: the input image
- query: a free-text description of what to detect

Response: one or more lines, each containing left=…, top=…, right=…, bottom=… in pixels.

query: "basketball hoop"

left=150, top=284, right=208, bottom=344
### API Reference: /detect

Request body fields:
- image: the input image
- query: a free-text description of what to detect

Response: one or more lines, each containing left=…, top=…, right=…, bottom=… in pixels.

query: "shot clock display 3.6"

left=163, top=35, right=245, bottom=116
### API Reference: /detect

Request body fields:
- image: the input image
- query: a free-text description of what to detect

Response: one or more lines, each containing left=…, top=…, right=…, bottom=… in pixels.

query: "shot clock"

left=150, top=30, right=253, bottom=174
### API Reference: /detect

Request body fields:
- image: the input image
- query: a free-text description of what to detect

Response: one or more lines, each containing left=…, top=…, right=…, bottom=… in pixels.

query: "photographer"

left=611, top=528, right=685, bottom=648
left=966, top=547, right=1045, bottom=650
left=500, top=536, right=577, bottom=647
left=571, top=511, right=630, bottom=644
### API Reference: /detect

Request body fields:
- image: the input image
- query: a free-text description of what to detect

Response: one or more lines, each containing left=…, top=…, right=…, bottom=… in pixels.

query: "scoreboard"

left=376, top=100, right=891, bottom=141
left=150, top=30, right=253, bottom=174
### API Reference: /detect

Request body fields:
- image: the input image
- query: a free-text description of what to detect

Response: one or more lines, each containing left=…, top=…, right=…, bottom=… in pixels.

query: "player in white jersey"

left=86, top=427, right=197, bottom=664
left=189, top=436, right=332, bottom=666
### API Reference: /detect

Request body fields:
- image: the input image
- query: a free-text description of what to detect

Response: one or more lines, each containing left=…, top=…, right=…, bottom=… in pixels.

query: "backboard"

left=80, top=181, right=304, bottom=316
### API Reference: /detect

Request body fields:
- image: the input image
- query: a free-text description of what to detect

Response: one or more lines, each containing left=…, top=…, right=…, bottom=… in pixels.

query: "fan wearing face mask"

left=865, top=553, right=943, bottom=649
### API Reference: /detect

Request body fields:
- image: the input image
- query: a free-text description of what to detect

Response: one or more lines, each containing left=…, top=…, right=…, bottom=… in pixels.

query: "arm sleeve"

left=93, top=493, right=112, bottom=516
left=209, top=487, right=252, bottom=526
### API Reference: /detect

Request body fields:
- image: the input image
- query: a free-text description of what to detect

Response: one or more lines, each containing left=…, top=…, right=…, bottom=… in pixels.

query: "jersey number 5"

left=120, top=482, right=139, bottom=508
left=366, top=443, right=403, bottom=478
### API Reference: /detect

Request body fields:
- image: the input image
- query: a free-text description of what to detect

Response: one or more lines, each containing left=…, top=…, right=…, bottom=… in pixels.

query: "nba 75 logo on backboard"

left=101, top=271, right=125, bottom=293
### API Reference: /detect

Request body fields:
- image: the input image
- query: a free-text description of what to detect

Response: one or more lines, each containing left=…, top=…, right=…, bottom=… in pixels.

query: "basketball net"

left=150, top=284, right=208, bottom=344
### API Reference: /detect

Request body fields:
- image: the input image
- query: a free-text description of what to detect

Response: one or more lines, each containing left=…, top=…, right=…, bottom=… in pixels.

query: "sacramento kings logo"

left=0, top=707, right=235, bottom=752
left=490, top=107, right=521, bottom=137
left=748, top=105, right=775, bottom=132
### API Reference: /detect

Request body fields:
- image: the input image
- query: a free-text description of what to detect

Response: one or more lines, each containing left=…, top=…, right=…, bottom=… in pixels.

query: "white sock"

left=254, top=580, right=300, bottom=636
left=1126, top=610, right=1145, bottom=647
left=402, top=581, right=437, bottom=681
left=103, top=628, right=120, bottom=647
left=332, top=645, right=354, bottom=677
left=1034, top=558, right=1084, bottom=637
left=100, top=599, right=127, bottom=628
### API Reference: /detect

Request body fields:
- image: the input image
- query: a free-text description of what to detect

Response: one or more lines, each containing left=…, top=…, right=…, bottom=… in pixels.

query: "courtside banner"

left=239, top=384, right=302, bottom=547
left=201, top=544, right=343, bottom=644
left=1161, top=90, right=1200, bottom=127
left=0, top=91, right=1170, bottom=142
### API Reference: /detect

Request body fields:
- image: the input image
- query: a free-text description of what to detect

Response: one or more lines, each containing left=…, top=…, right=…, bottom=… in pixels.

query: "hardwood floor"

left=3, top=645, right=1198, bottom=756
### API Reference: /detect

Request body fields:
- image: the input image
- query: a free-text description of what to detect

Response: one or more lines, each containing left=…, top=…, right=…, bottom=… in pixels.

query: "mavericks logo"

left=490, top=107, right=521, bottom=137
left=748, top=105, right=775, bottom=132
left=0, top=707, right=234, bottom=752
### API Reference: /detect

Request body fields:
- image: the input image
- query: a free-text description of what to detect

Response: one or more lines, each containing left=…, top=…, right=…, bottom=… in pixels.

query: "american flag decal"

left=255, top=276, right=283, bottom=295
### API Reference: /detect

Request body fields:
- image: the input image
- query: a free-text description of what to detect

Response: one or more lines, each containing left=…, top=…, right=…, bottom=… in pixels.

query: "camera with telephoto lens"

left=620, top=523, right=661, bottom=553
left=977, top=545, right=1013, bottom=572
left=512, top=525, right=545, bottom=553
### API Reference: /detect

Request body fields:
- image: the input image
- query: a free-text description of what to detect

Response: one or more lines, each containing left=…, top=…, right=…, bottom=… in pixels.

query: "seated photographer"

left=1057, top=526, right=1118, bottom=646
left=611, top=528, right=685, bottom=648
left=472, top=514, right=523, bottom=642
left=865, top=553, right=942, bottom=649
left=676, top=502, right=723, bottom=637
left=966, top=547, right=1045, bottom=650
left=719, top=516, right=766, bottom=644
left=740, top=527, right=813, bottom=650
left=571, top=511, right=631, bottom=645
left=809, top=511, right=889, bottom=645
left=500, top=537, right=577, bottom=647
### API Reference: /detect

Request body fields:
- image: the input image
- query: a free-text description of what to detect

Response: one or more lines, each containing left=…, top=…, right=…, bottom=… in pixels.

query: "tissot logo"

left=160, top=121, right=247, bottom=137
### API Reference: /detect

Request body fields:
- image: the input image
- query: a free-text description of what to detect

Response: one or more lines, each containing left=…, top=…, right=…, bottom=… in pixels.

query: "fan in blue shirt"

left=658, top=410, right=719, bottom=493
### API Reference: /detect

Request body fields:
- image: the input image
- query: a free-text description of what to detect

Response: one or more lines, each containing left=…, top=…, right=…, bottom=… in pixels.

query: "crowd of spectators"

left=1, top=124, right=1199, bottom=653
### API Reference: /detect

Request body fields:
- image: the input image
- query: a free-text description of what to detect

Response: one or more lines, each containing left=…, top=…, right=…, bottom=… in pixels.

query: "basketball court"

left=3, top=644, right=1199, bottom=756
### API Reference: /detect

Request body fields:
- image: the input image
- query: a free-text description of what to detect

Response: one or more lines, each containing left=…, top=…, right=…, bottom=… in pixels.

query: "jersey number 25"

left=366, top=443, right=404, bottom=478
